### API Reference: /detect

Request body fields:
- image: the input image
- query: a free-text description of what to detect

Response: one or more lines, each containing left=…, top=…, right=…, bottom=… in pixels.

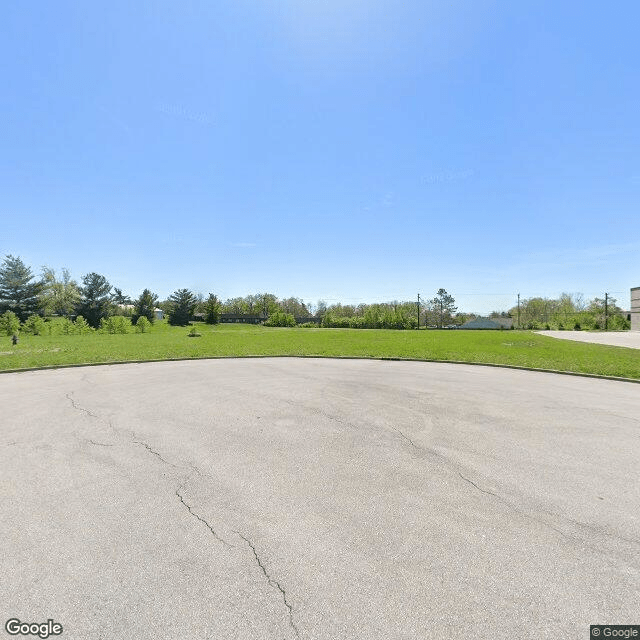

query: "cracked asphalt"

left=2, top=358, right=639, bottom=639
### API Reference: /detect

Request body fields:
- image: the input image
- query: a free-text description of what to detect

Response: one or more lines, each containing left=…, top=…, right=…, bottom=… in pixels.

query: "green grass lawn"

left=1, top=321, right=639, bottom=379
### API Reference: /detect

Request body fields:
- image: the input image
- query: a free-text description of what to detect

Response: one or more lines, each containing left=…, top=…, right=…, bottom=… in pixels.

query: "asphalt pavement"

left=2, top=358, right=639, bottom=639
left=537, top=330, right=640, bottom=349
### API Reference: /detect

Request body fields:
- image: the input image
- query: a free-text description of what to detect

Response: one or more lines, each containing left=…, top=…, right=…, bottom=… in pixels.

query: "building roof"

left=460, top=317, right=503, bottom=330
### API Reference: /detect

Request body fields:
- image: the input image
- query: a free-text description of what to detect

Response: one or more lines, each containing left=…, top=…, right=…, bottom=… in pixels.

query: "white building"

left=631, top=287, right=640, bottom=331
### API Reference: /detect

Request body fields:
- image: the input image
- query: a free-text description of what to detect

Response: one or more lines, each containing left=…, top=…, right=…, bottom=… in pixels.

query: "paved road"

left=2, top=359, right=639, bottom=640
left=537, top=330, right=640, bottom=349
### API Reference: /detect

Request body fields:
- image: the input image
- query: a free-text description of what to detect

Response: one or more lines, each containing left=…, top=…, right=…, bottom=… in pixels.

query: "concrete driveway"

left=537, top=330, right=640, bottom=349
left=2, top=358, right=639, bottom=639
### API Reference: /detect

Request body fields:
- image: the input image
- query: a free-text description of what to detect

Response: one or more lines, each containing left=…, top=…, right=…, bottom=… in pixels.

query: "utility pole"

left=417, top=294, right=420, bottom=330
left=605, top=292, right=608, bottom=331
left=517, top=293, right=520, bottom=329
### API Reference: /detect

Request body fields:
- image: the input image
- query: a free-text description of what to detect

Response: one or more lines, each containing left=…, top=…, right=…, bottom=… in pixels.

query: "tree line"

left=507, top=293, right=629, bottom=330
left=0, top=255, right=630, bottom=335
left=0, top=255, right=318, bottom=333
left=0, top=256, right=162, bottom=335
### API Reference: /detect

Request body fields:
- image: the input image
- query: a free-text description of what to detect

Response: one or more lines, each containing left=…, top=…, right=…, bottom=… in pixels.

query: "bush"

left=297, top=322, right=319, bottom=328
left=22, top=314, right=46, bottom=335
left=61, top=317, right=75, bottom=334
left=0, top=311, right=20, bottom=336
left=74, top=315, right=93, bottom=334
left=135, top=316, right=151, bottom=333
left=100, top=315, right=131, bottom=334
left=321, top=308, right=416, bottom=330
left=187, top=325, right=201, bottom=337
left=573, top=322, right=581, bottom=331
left=264, top=311, right=296, bottom=327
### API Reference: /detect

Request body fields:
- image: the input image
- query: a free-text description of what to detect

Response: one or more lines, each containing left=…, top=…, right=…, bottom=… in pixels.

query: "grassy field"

left=1, top=321, right=639, bottom=379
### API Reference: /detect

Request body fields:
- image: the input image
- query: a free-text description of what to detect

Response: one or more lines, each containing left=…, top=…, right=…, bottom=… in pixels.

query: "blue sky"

left=2, top=1, right=638, bottom=313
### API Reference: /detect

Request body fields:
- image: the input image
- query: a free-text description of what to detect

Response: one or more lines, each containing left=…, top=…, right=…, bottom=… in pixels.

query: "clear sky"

left=2, top=1, right=638, bottom=313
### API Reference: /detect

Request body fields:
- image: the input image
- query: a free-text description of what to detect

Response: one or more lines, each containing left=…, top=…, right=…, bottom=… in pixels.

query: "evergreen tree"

left=77, top=273, right=112, bottom=328
left=112, top=287, right=133, bottom=305
left=168, top=289, right=197, bottom=326
left=204, top=293, right=221, bottom=324
left=0, top=255, right=43, bottom=321
left=132, top=288, right=159, bottom=324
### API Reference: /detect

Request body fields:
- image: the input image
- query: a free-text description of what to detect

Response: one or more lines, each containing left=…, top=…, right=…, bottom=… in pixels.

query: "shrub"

left=264, top=311, right=296, bottom=327
left=321, top=308, right=416, bottom=330
left=74, top=315, right=93, bottom=334
left=135, top=316, right=151, bottom=333
left=608, top=315, right=630, bottom=330
left=22, top=314, right=46, bottom=335
left=100, top=315, right=131, bottom=334
left=60, top=317, right=75, bottom=335
left=0, top=311, right=20, bottom=336
left=297, top=322, right=319, bottom=328
left=187, top=325, right=201, bottom=337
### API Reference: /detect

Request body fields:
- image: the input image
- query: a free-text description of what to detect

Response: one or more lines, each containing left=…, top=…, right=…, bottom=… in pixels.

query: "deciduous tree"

left=39, top=267, right=81, bottom=318
left=430, top=288, right=457, bottom=328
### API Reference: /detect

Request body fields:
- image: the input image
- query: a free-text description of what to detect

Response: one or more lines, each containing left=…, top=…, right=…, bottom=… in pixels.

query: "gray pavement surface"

left=537, top=330, right=640, bottom=349
left=1, top=358, right=639, bottom=640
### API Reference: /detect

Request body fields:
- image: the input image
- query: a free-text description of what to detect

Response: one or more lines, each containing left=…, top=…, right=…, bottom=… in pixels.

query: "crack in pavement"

left=457, top=472, right=640, bottom=549
left=235, top=531, right=300, bottom=639
left=457, top=472, right=599, bottom=543
left=393, top=429, right=583, bottom=544
left=394, top=428, right=421, bottom=451
left=389, top=422, right=638, bottom=559
left=88, top=439, right=114, bottom=447
left=569, top=518, right=640, bottom=547
left=66, top=392, right=99, bottom=419
left=458, top=472, right=499, bottom=497
left=133, top=440, right=179, bottom=468
left=175, top=486, right=233, bottom=548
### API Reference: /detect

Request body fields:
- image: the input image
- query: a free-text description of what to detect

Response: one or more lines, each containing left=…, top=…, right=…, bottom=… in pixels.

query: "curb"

left=1, top=354, right=639, bottom=384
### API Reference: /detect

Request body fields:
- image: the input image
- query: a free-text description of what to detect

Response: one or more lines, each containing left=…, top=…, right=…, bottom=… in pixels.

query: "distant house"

left=459, top=317, right=511, bottom=330
left=490, top=316, right=513, bottom=329
left=219, top=314, right=265, bottom=324
left=631, top=287, right=640, bottom=331
left=117, top=304, right=135, bottom=314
